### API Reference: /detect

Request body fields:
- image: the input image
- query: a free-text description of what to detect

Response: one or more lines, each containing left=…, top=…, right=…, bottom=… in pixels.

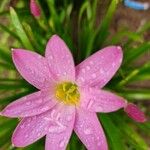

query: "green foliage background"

left=0, top=0, right=150, bottom=149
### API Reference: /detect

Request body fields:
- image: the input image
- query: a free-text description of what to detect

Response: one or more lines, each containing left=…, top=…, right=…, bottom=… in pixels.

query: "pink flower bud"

left=124, top=103, right=147, bottom=123
left=30, top=0, right=41, bottom=17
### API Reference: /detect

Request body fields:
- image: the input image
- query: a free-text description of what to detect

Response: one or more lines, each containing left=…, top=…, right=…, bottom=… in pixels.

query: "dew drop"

left=36, top=91, right=41, bottom=97
left=84, top=128, right=92, bottom=135
left=95, top=105, right=103, bottom=112
left=50, top=109, right=56, bottom=118
left=41, top=106, right=49, bottom=111
left=66, top=115, right=72, bottom=121
left=49, top=55, right=53, bottom=60
left=48, top=125, right=66, bottom=133
left=23, top=96, right=27, bottom=100
left=86, top=66, right=90, bottom=71
left=81, top=68, right=86, bottom=73
left=117, top=46, right=121, bottom=50
left=89, top=61, right=94, bottom=65
left=112, top=63, right=115, bottom=68
left=97, top=142, right=101, bottom=146
left=59, top=138, right=66, bottom=148
left=100, top=69, right=104, bottom=74
left=27, top=123, right=30, bottom=127
left=37, top=132, right=41, bottom=137
left=91, top=73, right=96, bottom=78
left=80, top=77, right=85, bottom=82
left=87, top=100, right=93, bottom=109
left=36, top=99, right=42, bottom=104
left=63, top=72, right=67, bottom=76
left=38, top=55, right=42, bottom=59
left=26, top=101, right=31, bottom=105
left=20, top=124, right=25, bottom=129
left=25, top=134, right=29, bottom=138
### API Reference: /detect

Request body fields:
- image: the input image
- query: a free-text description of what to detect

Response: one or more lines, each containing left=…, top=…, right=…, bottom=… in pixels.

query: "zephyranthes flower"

left=0, top=35, right=146, bottom=150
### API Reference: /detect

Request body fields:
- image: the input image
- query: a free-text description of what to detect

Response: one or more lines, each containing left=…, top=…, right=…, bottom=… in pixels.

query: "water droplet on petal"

left=36, top=99, right=42, bottom=104
left=87, top=100, right=93, bottom=109
left=38, top=55, right=42, bottom=59
left=25, top=134, right=29, bottom=138
left=20, top=124, right=25, bottom=129
left=26, top=101, right=31, bottom=105
left=95, top=105, right=103, bottom=112
left=90, top=61, right=94, bottom=65
left=100, top=69, right=104, bottom=74
left=63, top=72, right=67, bottom=76
left=84, top=128, right=92, bottom=135
left=36, top=91, right=41, bottom=97
left=49, top=55, right=53, bottom=60
left=117, top=46, right=121, bottom=50
left=112, top=62, right=115, bottom=68
left=23, top=96, right=27, bottom=100
left=91, top=73, right=96, bottom=79
left=48, top=124, right=66, bottom=133
left=86, top=66, right=90, bottom=71
left=66, top=115, right=72, bottom=121
left=81, top=68, right=86, bottom=73
left=80, top=77, right=85, bottom=82
left=59, top=138, right=66, bottom=148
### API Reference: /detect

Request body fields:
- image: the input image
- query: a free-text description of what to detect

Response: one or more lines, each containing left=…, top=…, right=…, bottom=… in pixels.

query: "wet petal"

left=45, top=104, right=75, bottom=150
left=76, top=46, right=123, bottom=88
left=124, top=103, right=147, bottom=123
left=80, top=87, right=127, bottom=113
left=12, top=110, right=52, bottom=147
left=12, top=49, right=55, bottom=89
left=45, top=35, right=75, bottom=81
left=1, top=90, right=57, bottom=118
left=74, top=109, right=108, bottom=150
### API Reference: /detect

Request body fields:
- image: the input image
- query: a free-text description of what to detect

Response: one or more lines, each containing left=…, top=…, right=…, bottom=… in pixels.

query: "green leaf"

left=124, top=42, right=150, bottom=65
left=94, top=0, right=119, bottom=48
left=10, top=7, right=33, bottom=50
left=99, top=114, right=126, bottom=150
left=112, top=114, right=149, bottom=150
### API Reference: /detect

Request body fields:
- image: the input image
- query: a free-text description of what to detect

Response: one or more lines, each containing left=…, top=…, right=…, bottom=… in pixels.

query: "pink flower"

left=30, top=0, right=41, bottom=17
left=1, top=35, right=146, bottom=150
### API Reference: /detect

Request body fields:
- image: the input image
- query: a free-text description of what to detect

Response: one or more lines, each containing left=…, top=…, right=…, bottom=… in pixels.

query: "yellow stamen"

left=55, top=82, right=80, bottom=105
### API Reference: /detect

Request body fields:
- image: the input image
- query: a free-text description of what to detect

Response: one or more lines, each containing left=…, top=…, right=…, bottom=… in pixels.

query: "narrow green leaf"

left=99, top=114, right=126, bottom=150
left=94, top=0, right=119, bottom=48
left=112, top=114, right=149, bottom=150
left=124, top=42, right=150, bottom=65
left=0, top=24, right=20, bottom=41
left=10, top=7, right=33, bottom=50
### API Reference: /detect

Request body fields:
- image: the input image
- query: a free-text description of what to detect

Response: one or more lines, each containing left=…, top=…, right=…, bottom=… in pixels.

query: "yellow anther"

left=55, top=82, right=80, bottom=105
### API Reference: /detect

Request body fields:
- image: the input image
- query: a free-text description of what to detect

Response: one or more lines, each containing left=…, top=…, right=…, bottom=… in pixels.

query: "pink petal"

left=1, top=90, right=57, bottom=118
left=12, top=104, right=75, bottom=147
left=76, top=46, right=123, bottom=88
left=45, top=35, right=75, bottom=81
left=80, top=87, right=127, bottom=113
left=30, top=0, right=41, bottom=17
left=12, top=49, right=55, bottom=89
left=45, top=104, right=75, bottom=150
left=124, top=103, right=147, bottom=123
left=12, top=110, right=52, bottom=147
left=74, top=109, right=108, bottom=150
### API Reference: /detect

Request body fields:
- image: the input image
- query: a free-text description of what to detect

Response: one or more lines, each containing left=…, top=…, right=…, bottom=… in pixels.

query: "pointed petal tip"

left=11, top=137, right=23, bottom=148
left=124, top=103, right=147, bottom=123
left=50, top=34, right=60, bottom=41
left=116, top=46, right=122, bottom=50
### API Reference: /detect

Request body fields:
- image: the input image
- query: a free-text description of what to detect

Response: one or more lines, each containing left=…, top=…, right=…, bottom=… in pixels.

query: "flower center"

left=55, top=82, right=80, bottom=105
